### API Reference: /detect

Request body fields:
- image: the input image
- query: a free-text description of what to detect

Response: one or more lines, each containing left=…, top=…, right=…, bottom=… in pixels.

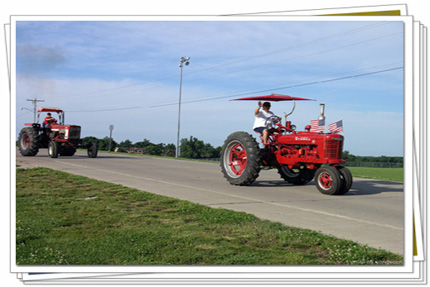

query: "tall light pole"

left=108, top=125, right=114, bottom=152
left=176, top=56, right=190, bottom=158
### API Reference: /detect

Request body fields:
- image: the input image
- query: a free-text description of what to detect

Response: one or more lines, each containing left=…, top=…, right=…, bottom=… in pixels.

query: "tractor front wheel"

left=48, top=141, right=59, bottom=158
left=314, top=165, right=342, bottom=195
left=220, top=132, right=261, bottom=185
left=87, top=143, right=98, bottom=158
left=337, top=166, right=353, bottom=195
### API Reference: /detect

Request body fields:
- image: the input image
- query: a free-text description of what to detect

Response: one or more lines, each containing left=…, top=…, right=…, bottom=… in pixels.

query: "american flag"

left=328, top=120, right=343, bottom=133
left=310, top=119, right=325, bottom=133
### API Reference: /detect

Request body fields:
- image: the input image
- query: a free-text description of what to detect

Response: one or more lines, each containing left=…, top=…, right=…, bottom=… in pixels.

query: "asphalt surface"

left=16, top=149, right=404, bottom=255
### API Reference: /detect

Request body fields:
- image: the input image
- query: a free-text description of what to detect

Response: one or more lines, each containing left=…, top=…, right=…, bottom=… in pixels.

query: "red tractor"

left=18, top=107, right=98, bottom=158
left=220, top=94, right=352, bottom=195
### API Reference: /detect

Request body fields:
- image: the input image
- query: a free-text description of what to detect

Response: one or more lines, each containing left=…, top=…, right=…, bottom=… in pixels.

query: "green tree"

left=135, top=139, right=153, bottom=148
left=145, top=144, right=163, bottom=155
left=342, top=150, right=357, bottom=162
left=81, top=136, right=99, bottom=146
left=179, top=136, right=221, bottom=159
left=81, top=136, right=117, bottom=151
left=99, top=136, right=117, bottom=151
left=180, top=136, right=205, bottom=159
left=163, top=143, right=176, bottom=157
left=119, top=139, right=133, bottom=147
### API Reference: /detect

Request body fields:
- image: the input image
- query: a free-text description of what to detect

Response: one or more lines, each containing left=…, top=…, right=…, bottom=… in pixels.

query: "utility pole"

left=26, top=98, right=44, bottom=122
left=109, top=125, right=114, bottom=152
left=176, top=56, right=190, bottom=158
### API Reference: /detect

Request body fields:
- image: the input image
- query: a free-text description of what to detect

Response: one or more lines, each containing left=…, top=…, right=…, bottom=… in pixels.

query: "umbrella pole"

left=284, top=99, right=296, bottom=124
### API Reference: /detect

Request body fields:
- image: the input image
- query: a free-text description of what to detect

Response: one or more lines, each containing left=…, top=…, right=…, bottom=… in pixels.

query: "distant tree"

left=99, top=136, right=117, bottom=151
left=180, top=136, right=205, bottom=159
left=214, top=146, right=222, bottom=157
left=342, top=150, right=403, bottom=164
left=180, top=136, right=220, bottom=159
left=163, top=143, right=176, bottom=157
left=119, top=139, right=133, bottom=147
left=81, top=136, right=99, bottom=146
left=201, top=143, right=221, bottom=158
left=145, top=144, right=163, bottom=155
left=134, top=139, right=153, bottom=148
left=81, top=136, right=117, bottom=151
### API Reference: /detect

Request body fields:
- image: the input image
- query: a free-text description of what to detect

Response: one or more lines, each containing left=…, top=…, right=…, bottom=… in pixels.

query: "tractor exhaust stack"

left=318, top=103, right=325, bottom=121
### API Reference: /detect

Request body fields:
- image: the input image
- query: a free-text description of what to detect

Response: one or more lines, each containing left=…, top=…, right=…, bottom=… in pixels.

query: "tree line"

left=342, top=150, right=403, bottom=164
left=81, top=136, right=222, bottom=159
left=81, top=137, right=402, bottom=164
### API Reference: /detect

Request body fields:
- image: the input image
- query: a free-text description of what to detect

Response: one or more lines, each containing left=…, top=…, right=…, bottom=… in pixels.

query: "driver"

left=43, top=113, right=57, bottom=128
left=253, top=101, right=281, bottom=145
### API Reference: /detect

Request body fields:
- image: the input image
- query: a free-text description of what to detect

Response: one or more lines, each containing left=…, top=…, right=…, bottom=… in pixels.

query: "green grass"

left=16, top=167, right=403, bottom=265
left=347, top=167, right=403, bottom=182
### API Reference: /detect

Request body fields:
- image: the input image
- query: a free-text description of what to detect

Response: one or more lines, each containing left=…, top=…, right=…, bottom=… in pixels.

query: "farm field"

left=347, top=167, right=403, bottom=182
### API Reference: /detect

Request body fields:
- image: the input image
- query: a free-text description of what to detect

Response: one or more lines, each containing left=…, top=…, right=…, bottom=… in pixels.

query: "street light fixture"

left=176, top=57, right=190, bottom=158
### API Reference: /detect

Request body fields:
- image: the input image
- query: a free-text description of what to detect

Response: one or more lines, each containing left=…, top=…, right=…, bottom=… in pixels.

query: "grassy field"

left=347, top=167, right=403, bottom=182
left=16, top=167, right=402, bottom=265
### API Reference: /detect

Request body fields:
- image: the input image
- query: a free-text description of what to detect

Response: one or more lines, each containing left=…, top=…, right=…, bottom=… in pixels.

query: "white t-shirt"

left=253, top=110, right=276, bottom=130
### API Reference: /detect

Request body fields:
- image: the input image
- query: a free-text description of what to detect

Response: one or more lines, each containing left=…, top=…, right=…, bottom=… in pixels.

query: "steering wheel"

left=265, top=116, right=279, bottom=129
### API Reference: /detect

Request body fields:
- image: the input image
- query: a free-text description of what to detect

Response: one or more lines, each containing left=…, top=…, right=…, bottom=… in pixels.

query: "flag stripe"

left=310, top=119, right=325, bottom=132
left=328, top=120, right=343, bottom=133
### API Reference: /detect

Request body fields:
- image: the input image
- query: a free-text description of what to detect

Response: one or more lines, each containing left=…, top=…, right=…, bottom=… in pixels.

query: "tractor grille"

left=69, top=126, right=81, bottom=139
left=324, top=138, right=343, bottom=159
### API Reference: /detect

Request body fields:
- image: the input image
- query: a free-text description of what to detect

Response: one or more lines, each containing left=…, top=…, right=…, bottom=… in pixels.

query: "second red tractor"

left=18, top=107, right=98, bottom=159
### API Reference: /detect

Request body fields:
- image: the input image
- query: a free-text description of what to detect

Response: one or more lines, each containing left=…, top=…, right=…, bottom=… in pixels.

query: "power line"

left=16, top=111, right=33, bottom=118
left=68, top=106, right=144, bottom=113
left=149, top=67, right=403, bottom=108
left=184, top=22, right=392, bottom=74
left=67, top=65, right=403, bottom=112
left=58, top=22, right=395, bottom=100
left=181, top=31, right=402, bottom=85
left=320, top=67, right=403, bottom=83
left=68, top=30, right=401, bottom=104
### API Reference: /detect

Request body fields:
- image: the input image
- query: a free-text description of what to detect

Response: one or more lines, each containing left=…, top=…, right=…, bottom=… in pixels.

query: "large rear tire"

left=220, top=132, right=261, bottom=186
left=314, top=165, right=342, bottom=195
left=18, top=127, right=39, bottom=156
left=278, top=166, right=315, bottom=185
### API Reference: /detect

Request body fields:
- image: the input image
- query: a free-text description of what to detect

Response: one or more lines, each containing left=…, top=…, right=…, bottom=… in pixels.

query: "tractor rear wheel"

left=337, top=166, right=353, bottom=195
left=278, top=166, right=315, bottom=185
left=220, top=132, right=261, bottom=186
left=18, top=127, right=39, bottom=156
left=87, top=143, right=98, bottom=158
left=48, top=141, right=59, bottom=158
left=314, top=165, right=342, bottom=195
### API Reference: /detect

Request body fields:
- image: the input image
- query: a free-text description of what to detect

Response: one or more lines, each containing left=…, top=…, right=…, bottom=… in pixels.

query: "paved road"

left=16, top=149, right=404, bottom=255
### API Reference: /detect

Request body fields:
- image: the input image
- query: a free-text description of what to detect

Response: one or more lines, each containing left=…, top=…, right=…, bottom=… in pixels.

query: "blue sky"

left=15, top=19, right=404, bottom=156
